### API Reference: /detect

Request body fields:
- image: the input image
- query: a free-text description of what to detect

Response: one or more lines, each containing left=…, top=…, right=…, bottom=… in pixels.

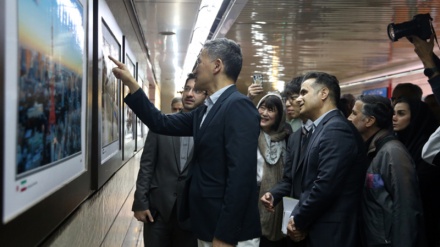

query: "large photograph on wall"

left=3, top=0, right=87, bottom=223
left=100, top=21, right=120, bottom=164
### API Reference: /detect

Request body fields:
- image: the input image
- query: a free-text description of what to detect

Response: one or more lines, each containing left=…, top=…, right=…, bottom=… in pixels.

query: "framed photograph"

left=90, top=0, right=124, bottom=189
left=100, top=20, right=120, bottom=164
left=2, top=0, right=87, bottom=223
left=122, top=37, right=137, bottom=157
left=1, top=0, right=92, bottom=245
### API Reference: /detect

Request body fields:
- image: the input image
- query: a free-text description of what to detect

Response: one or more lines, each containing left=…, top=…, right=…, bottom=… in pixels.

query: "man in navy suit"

left=109, top=38, right=261, bottom=247
left=287, top=72, right=368, bottom=247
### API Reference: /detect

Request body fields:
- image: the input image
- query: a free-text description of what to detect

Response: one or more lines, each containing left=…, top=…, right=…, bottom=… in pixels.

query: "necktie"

left=301, top=125, right=314, bottom=150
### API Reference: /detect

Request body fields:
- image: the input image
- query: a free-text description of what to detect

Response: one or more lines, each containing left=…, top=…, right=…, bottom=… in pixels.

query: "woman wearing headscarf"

left=393, top=97, right=440, bottom=247
left=256, top=92, right=288, bottom=247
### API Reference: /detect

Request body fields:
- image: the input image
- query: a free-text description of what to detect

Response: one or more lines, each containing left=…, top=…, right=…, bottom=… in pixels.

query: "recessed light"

left=159, top=31, right=175, bottom=35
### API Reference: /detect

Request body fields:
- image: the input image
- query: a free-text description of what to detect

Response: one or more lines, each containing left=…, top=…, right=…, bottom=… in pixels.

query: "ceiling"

left=118, top=0, right=440, bottom=110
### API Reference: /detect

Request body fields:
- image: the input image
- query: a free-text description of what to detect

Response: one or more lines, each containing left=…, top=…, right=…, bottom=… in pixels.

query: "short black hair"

left=358, top=95, right=393, bottom=129
left=302, top=72, right=340, bottom=106
left=392, top=83, right=423, bottom=101
left=282, top=76, right=303, bottom=97
left=184, top=73, right=196, bottom=87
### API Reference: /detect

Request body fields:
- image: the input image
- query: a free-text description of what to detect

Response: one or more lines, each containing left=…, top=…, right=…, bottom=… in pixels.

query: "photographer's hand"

left=409, top=35, right=436, bottom=67
left=247, top=83, right=263, bottom=100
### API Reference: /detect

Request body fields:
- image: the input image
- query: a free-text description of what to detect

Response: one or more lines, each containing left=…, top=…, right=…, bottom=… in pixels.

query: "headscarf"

left=256, top=92, right=287, bottom=241
left=256, top=92, right=287, bottom=165
left=394, top=98, right=438, bottom=171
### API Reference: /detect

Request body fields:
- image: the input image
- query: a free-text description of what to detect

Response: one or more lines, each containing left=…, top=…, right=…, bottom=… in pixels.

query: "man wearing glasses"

left=132, top=73, right=206, bottom=247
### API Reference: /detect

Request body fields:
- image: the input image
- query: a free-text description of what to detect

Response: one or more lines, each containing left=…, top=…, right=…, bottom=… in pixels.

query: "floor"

left=122, top=217, right=144, bottom=247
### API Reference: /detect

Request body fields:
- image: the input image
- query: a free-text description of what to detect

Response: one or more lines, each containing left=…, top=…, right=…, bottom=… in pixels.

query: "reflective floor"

left=122, top=217, right=144, bottom=247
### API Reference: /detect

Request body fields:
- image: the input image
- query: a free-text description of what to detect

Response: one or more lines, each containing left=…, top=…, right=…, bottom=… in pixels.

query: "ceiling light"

left=159, top=31, right=176, bottom=35
left=179, top=0, right=224, bottom=87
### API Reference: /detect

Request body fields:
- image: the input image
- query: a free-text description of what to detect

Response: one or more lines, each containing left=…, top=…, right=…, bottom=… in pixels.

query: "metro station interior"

left=2, top=0, right=440, bottom=246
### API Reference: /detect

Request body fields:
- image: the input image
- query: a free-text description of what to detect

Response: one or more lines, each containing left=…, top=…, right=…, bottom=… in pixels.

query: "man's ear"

left=320, top=87, right=329, bottom=100
left=213, top=59, right=222, bottom=74
left=365, top=116, right=376, bottom=128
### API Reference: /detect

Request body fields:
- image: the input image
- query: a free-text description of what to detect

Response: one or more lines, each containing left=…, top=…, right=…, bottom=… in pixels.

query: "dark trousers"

left=143, top=205, right=197, bottom=247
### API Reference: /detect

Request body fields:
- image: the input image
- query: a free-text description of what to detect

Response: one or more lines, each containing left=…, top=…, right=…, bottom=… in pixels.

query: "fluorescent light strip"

left=340, top=68, right=424, bottom=88
left=179, top=0, right=224, bottom=90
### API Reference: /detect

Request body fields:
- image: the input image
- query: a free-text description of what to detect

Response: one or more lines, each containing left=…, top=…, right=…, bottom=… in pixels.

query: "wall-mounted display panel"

left=3, top=0, right=87, bottom=224
left=122, top=37, right=137, bottom=156
left=100, top=21, right=120, bottom=164
left=91, top=0, right=125, bottom=189
left=1, top=0, right=92, bottom=245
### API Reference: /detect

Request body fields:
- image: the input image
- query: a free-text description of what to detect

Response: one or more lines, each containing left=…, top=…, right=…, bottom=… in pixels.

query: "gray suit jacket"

left=132, top=130, right=192, bottom=230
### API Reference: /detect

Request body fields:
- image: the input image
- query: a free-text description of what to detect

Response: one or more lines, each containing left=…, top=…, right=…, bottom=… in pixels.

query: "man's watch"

left=423, top=67, right=440, bottom=77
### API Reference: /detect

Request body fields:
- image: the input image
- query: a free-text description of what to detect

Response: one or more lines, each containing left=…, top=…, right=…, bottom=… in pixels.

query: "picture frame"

left=100, top=20, right=121, bottom=164
left=136, top=64, right=146, bottom=150
left=122, top=38, right=136, bottom=158
left=90, top=0, right=124, bottom=189
left=1, top=0, right=92, bottom=245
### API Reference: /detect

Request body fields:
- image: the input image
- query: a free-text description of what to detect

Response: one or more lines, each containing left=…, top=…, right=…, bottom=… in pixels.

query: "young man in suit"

left=260, top=76, right=311, bottom=247
left=132, top=73, right=205, bottom=247
left=286, top=72, right=368, bottom=247
left=109, top=38, right=261, bottom=247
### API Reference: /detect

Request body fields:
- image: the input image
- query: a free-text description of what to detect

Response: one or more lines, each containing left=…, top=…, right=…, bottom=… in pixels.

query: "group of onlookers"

left=110, top=35, right=440, bottom=247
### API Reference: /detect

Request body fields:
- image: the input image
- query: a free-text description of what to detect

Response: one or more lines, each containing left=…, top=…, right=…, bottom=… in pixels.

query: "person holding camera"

left=406, top=34, right=440, bottom=247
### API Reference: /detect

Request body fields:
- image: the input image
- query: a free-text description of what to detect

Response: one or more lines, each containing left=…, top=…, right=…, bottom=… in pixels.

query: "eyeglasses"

left=181, top=86, right=206, bottom=95
left=282, top=95, right=299, bottom=102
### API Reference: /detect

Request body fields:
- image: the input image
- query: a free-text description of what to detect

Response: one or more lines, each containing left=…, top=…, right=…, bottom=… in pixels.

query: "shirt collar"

left=313, top=109, right=338, bottom=129
left=204, top=84, right=234, bottom=107
left=302, top=119, right=314, bottom=132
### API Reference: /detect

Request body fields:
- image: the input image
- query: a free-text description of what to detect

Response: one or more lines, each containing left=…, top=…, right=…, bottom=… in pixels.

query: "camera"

left=387, top=13, right=433, bottom=42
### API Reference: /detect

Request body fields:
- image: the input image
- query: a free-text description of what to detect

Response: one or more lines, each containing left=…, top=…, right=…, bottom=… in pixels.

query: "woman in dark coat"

left=393, top=97, right=440, bottom=247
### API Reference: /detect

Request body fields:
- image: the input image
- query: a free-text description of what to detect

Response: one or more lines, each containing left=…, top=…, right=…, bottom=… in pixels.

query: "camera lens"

left=387, top=24, right=397, bottom=41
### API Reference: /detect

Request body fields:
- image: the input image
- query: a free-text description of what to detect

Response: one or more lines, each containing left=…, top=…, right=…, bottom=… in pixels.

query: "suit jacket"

left=293, top=110, right=368, bottom=247
left=125, top=85, right=261, bottom=245
left=132, top=131, right=192, bottom=230
left=270, top=127, right=303, bottom=205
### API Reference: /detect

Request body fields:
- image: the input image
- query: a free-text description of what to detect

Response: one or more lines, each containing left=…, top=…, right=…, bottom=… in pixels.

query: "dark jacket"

left=362, top=130, right=425, bottom=247
left=132, top=131, right=192, bottom=230
left=293, top=110, right=368, bottom=247
left=125, top=86, right=261, bottom=245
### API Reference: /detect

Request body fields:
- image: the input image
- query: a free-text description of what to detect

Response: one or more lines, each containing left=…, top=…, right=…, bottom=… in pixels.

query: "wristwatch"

left=423, top=67, right=440, bottom=77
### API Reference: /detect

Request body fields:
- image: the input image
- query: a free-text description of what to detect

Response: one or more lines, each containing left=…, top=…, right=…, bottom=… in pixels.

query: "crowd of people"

left=109, top=34, right=440, bottom=247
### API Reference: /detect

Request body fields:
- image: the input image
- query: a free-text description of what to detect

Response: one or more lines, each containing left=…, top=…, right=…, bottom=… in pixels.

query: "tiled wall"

left=43, top=151, right=142, bottom=247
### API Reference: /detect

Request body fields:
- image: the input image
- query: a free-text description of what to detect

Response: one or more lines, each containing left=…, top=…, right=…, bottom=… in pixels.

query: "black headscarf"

left=394, top=98, right=438, bottom=172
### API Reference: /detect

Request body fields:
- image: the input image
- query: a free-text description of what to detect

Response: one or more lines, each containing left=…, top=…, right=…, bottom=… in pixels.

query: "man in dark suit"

left=260, top=76, right=310, bottom=247
left=132, top=74, right=205, bottom=247
left=109, top=38, right=261, bottom=247
left=287, top=72, right=368, bottom=247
